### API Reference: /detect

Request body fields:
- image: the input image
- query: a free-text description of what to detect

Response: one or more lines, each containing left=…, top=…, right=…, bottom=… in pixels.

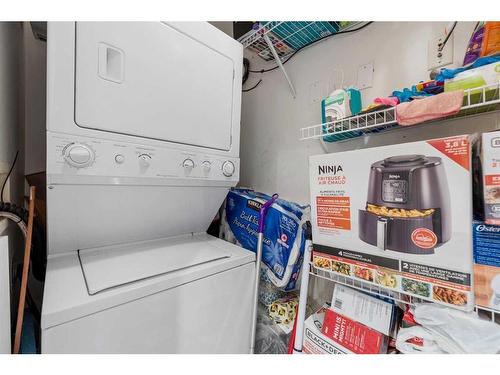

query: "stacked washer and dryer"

left=41, top=22, right=255, bottom=353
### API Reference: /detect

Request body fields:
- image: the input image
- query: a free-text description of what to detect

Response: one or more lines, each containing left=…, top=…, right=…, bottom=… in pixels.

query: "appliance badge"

left=305, top=328, right=346, bottom=354
left=411, top=228, right=438, bottom=249
left=475, top=224, right=500, bottom=233
left=247, top=200, right=263, bottom=212
left=318, top=165, right=343, bottom=175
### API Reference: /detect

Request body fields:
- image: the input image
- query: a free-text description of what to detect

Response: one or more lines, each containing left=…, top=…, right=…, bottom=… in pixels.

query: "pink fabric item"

left=395, top=90, right=464, bottom=126
left=374, top=96, right=399, bottom=106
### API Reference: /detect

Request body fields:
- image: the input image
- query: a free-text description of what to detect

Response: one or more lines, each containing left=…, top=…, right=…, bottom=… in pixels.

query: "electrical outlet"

left=428, top=34, right=453, bottom=70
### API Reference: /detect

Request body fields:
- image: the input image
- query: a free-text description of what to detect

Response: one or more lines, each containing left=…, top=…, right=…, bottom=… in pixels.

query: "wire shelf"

left=300, top=82, right=500, bottom=142
left=310, top=263, right=422, bottom=306
left=310, top=263, right=500, bottom=324
left=239, top=21, right=367, bottom=61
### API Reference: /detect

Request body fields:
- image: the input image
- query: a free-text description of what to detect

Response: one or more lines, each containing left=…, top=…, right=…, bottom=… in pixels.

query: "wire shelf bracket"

left=262, top=33, right=296, bottom=98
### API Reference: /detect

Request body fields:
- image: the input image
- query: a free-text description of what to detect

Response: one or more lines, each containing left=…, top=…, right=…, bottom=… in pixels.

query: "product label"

left=473, top=221, right=500, bottom=310
left=484, top=174, right=500, bottom=186
left=303, top=328, right=349, bottom=354
left=316, top=196, right=351, bottom=230
left=312, top=245, right=472, bottom=309
left=314, top=244, right=400, bottom=270
left=322, top=310, right=386, bottom=354
left=473, top=222, right=500, bottom=267
left=401, top=261, right=471, bottom=286
left=427, top=135, right=470, bottom=170
left=411, top=228, right=438, bottom=249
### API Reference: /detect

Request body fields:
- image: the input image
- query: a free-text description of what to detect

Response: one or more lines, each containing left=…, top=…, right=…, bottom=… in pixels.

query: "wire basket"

left=240, top=21, right=365, bottom=61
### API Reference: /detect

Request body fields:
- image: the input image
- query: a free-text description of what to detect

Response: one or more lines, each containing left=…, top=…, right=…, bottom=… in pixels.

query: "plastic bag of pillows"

left=220, top=188, right=310, bottom=291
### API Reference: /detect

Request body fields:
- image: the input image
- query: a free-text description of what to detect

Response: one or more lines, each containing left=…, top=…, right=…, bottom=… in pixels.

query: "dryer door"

left=74, top=22, right=235, bottom=151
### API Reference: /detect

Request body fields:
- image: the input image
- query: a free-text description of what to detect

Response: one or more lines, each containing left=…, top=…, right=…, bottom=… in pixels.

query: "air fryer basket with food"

left=358, top=155, right=451, bottom=254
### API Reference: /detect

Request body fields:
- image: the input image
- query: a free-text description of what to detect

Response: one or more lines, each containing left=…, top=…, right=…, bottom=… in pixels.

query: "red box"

left=321, top=309, right=388, bottom=354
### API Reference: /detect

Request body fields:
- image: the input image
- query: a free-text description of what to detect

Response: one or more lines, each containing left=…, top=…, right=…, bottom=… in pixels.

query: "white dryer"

left=41, top=22, right=254, bottom=353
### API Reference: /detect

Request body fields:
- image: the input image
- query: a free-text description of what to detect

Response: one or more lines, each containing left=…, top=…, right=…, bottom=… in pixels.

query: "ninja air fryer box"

left=310, top=135, right=475, bottom=311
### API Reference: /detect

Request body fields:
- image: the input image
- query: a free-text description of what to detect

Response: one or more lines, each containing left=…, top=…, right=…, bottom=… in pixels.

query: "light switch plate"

left=357, top=62, right=374, bottom=90
left=428, top=34, right=453, bottom=70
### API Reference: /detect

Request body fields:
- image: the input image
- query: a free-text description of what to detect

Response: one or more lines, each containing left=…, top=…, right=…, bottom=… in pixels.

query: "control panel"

left=48, top=133, right=239, bottom=182
left=382, top=171, right=409, bottom=204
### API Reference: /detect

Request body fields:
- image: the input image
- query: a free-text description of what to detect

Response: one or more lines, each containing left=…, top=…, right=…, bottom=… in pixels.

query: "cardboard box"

left=310, top=135, right=475, bottom=310
left=481, top=131, right=500, bottom=225
left=302, top=305, right=353, bottom=354
left=331, top=285, right=398, bottom=337
left=322, top=309, right=389, bottom=354
left=473, top=221, right=500, bottom=311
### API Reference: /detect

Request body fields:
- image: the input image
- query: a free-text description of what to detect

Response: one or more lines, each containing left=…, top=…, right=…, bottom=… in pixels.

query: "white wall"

left=240, top=22, right=499, bottom=205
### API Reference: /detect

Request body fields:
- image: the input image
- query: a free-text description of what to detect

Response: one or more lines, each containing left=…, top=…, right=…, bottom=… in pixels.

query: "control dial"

left=201, top=161, right=211, bottom=173
left=183, top=158, right=195, bottom=173
left=222, top=160, right=235, bottom=177
left=63, top=143, right=95, bottom=168
left=138, top=154, right=152, bottom=168
left=115, top=154, right=125, bottom=164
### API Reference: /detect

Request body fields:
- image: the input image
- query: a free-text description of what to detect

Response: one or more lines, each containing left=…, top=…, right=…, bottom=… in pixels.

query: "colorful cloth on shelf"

left=392, top=86, right=432, bottom=103
left=374, top=96, right=399, bottom=107
left=395, top=89, right=464, bottom=126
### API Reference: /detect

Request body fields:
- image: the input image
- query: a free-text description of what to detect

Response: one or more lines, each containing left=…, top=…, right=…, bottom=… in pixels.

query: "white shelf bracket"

left=263, top=33, right=296, bottom=98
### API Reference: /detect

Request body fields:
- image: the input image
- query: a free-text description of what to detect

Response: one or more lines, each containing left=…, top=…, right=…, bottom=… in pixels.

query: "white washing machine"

left=41, top=22, right=255, bottom=353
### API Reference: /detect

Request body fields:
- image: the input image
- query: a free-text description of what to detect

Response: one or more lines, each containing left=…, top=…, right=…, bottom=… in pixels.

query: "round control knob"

left=222, top=160, right=235, bottom=177
left=138, top=154, right=151, bottom=168
left=201, top=161, right=211, bottom=173
left=183, top=158, right=195, bottom=172
left=115, top=154, right=125, bottom=164
left=63, top=143, right=95, bottom=168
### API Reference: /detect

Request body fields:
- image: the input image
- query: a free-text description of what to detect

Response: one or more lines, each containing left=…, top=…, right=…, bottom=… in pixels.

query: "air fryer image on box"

left=358, top=155, right=451, bottom=254
left=309, top=135, right=475, bottom=310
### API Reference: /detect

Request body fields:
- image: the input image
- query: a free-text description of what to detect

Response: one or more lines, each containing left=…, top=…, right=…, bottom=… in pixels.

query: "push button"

left=115, top=154, right=125, bottom=164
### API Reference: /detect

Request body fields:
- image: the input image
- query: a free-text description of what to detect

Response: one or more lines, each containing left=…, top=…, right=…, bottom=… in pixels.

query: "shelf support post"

left=263, top=33, right=296, bottom=98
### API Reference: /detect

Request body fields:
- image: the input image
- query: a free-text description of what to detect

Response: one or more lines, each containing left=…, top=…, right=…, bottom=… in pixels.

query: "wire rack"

left=310, top=263, right=500, bottom=324
left=300, top=82, right=500, bottom=142
left=310, top=263, right=423, bottom=306
left=239, top=21, right=368, bottom=61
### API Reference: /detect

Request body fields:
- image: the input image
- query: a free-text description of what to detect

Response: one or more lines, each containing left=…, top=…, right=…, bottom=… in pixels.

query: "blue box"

left=472, top=220, right=500, bottom=311
left=473, top=221, right=500, bottom=267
